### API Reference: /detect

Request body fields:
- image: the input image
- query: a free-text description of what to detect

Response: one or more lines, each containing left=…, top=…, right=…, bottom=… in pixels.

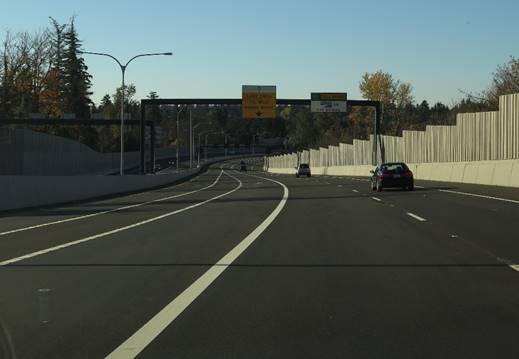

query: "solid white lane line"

left=105, top=172, right=289, bottom=359
left=0, top=171, right=223, bottom=237
left=371, top=197, right=382, bottom=202
left=510, top=265, right=519, bottom=272
left=352, top=189, right=359, bottom=193
left=406, top=212, right=427, bottom=222
left=438, top=189, right=519, bottom=205
left=0, top=172, right=240, bottom=266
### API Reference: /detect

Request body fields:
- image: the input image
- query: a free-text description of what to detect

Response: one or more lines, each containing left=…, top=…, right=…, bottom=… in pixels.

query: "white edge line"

left=406, top=212, right=427, bottom=222
left=0, top=171, right=224, bottom=237
left=105, top=171, right=289, bottom=359
left=0, top=171, right=239, bottom=266
left=438, top=189, right=519, bottom=205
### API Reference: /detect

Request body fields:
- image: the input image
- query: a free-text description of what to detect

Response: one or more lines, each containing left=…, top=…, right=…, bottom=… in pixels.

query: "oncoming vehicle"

left=370, top=162, right=414, bottom=191
left=295, top=163, right=311, bottom=177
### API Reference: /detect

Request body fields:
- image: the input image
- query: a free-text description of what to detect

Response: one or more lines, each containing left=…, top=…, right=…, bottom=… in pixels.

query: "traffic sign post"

left=242, top=85, right=277, bottom=119
left=311, top=92, right=347, bottom=113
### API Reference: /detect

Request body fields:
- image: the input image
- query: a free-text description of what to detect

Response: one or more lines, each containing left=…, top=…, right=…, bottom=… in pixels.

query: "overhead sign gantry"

left=139, top=97, right=382, bottom=174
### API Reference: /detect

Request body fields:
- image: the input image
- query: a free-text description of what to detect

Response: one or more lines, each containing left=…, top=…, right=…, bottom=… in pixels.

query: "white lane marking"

left=0, top=171, right=223, bottom=237
left=438, top=189, right=519, bottom=205
left=415, top=185, right=425, bottom=189
left=0, top=172, right=240, bottom=266
left=371, top=197, right=382, bottom=202
left=406, top=212, right=427, bottom=222
left=337, top=185, right=343, bottom=188
left=510, top=265, right=519, bottom=272
left=105, top=172, right=289, bottom=359
left=352, top=189, right=359, bottom=193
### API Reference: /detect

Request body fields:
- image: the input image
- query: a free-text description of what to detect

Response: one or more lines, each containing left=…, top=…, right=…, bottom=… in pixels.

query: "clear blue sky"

left=1, top=0, right=518, bottom=106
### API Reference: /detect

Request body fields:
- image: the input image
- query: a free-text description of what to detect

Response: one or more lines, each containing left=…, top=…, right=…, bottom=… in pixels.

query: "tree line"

left=2, top=17, right=517, bottom=154
left=284, top=57, right=519, bottom=150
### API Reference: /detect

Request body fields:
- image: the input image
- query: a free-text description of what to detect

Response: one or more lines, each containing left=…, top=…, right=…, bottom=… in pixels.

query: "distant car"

left=240, top=161, right=247, bottom=171
left=154, top=163, right=162, bottom=172
left=295, top=163, right=311, bottom=177
left=370, top=162, right=414, bottom=192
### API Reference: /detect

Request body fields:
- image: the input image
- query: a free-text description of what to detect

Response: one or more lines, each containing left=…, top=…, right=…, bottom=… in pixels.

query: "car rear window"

left=381, top=163, right=408, bottom=173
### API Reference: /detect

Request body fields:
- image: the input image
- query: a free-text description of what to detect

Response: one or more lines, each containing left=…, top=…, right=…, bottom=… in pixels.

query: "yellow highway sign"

left=242, top=85, right=276, bottom=119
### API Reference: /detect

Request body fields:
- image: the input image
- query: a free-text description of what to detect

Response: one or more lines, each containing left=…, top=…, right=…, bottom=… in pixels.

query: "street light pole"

left=197, top=132, right=203, bottom=167
left=79, top=51, right=172, bottom=175
left=189, top=108, right=193, bottom=168
left=176, top=105, right=187, bottom=171
left=224, top=133, right=228, bottom=159
left=120, top=67, right=125, bottom=175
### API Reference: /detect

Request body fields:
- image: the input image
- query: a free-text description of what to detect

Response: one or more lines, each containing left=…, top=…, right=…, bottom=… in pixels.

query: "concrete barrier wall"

left=0, top=128, right=185, bottom=175
left=267, top=159, right=519, bottom=188
left=0, top=169, right=199, bottom=212
left=0, top=155, right=250, bottom=212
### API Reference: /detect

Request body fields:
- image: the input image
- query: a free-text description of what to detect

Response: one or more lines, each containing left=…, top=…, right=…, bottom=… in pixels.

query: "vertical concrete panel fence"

left=266, top=93, right=519, bottom=187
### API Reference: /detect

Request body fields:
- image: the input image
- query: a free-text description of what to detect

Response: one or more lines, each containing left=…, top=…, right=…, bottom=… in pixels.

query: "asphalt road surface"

left=1, top=161, right=519, bottom=358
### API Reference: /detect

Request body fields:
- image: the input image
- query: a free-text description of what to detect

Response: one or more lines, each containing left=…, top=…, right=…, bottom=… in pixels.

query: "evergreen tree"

left=63, top=18, right=92, bottom=118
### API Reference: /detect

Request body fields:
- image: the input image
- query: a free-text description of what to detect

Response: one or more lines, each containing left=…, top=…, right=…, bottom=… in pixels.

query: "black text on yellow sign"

left=242, top=86, right=277, bottom=119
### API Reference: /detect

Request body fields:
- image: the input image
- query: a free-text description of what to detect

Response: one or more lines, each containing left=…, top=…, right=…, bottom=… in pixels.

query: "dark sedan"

left=370, top=162, right=414, bottom=192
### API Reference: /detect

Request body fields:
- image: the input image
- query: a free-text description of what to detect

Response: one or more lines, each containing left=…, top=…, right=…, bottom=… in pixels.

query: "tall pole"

left=205, top=132, right=210, bottom=162
left=224, top=134, right=228, bottom=159
left=197, top=132, right=202, bottom=167
left=189, top=108, right=193, bottom=168
left=120, top=67, right=126, bottom=175
left=176, top=108, right=180, bottom=171
left=79, top=51, right=172, bottom=176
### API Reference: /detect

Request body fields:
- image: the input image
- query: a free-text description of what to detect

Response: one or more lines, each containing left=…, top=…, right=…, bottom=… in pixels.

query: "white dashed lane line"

left=371, top=197, right=382, bottom=202
left=406, top=212, right=427, bottom=222
left=352, top=189, right=359, bottom=193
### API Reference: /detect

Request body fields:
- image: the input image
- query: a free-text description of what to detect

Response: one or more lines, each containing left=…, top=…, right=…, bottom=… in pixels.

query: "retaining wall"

left=268, top=159, right=519, bottom=188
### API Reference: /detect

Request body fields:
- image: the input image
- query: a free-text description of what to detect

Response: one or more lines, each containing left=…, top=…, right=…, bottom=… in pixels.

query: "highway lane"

left=1, top=163, right=519, bottom=358
left=0, top=164, right=285, bottom=358
left=0, top=169, right=215, bottom=234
